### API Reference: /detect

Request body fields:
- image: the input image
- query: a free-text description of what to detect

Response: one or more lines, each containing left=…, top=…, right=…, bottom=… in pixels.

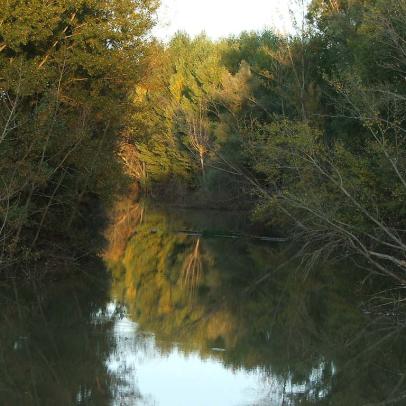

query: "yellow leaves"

left=169, top=75, right=184, bottom=102
left=219, top=61, right=253, bottom=110
left=133, top=85, right=148, bottom=103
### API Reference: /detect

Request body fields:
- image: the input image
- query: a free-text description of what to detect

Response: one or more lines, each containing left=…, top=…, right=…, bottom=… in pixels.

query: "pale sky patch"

left=153, top=0, right=301, bottom=41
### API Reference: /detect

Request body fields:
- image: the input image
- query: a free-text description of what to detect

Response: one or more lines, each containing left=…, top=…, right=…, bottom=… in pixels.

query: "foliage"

left=1, top=0, right=406, bottom=284
left=0, top=0, right=158, bottom=270
left=120, top=0, right=406, bottom=283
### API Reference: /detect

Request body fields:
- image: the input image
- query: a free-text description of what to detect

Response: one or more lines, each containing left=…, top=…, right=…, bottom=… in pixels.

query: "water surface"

left=1, top=203, right=405, bottom=405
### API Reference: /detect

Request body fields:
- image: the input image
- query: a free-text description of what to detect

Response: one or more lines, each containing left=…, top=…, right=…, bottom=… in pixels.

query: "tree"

left=0, top=0, right=158, bottom=270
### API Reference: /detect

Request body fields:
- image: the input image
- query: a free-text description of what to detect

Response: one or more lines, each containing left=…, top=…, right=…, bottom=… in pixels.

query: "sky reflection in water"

left=1, top=202, right=405, bottom=405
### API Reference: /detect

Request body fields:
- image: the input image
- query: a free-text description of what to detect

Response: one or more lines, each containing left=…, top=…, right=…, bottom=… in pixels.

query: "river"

left=1, top=201, right=405, bottom=405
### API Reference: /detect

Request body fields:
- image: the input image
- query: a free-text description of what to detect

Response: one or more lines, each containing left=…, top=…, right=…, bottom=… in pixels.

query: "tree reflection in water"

left=105, top=201, right=406, bottom=405
left=0, top=269, right=123, bottom=406
left=0, top=200, right=405, bottom=405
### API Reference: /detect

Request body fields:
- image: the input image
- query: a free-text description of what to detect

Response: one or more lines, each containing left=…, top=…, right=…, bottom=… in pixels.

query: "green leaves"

left=0, top=0, right=157, bottom=264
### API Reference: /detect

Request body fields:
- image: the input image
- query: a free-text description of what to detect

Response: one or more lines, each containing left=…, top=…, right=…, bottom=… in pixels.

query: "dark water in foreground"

left=1, top=203, right=406, bottom=405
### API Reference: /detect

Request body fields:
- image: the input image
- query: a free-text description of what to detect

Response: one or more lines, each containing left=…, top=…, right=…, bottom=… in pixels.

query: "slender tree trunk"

left=200, top=152, right=206, bottom=181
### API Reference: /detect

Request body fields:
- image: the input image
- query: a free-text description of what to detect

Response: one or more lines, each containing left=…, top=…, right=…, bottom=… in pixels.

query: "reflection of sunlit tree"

left=104, top=203, right=406, bottom=405
left=181, top=238, right=203, bottom=298
left=103, top=194, right=144, bottom=263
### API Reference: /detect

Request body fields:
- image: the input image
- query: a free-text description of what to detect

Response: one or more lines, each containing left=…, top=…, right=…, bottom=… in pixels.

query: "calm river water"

left=1, top=202, right=405, bottom=405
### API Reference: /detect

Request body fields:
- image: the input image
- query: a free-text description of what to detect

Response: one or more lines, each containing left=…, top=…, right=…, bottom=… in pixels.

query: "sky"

left=153, top=0, right=300, bottom=41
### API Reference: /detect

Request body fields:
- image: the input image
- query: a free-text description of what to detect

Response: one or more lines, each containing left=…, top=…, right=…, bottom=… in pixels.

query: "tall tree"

left=0, top=0, right=158, bottom=269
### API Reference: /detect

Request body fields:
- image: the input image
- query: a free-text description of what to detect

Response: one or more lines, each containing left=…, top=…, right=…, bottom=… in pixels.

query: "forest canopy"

left=121, top=0, right=406, bottom=284
left=0, top=0, right=405, bottom=285
left=0, top=0, right=158, bottom=271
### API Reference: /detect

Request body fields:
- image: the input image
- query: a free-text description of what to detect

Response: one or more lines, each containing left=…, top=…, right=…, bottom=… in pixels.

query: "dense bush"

left=0, top=0, right=158, bottom=271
